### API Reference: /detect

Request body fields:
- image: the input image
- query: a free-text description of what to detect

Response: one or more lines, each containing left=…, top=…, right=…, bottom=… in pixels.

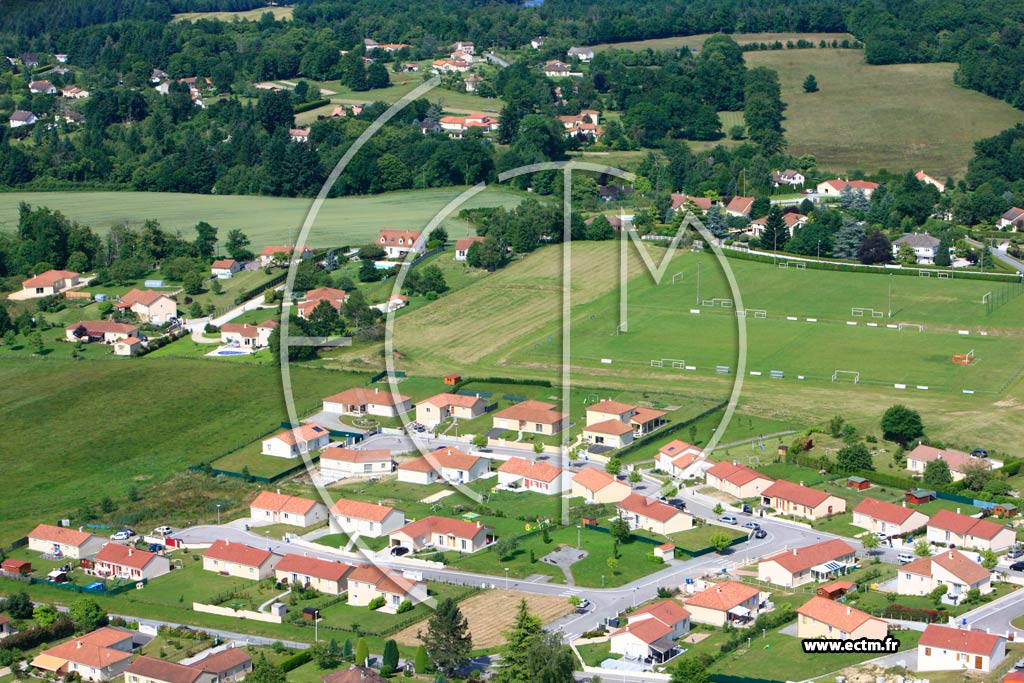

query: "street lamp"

left=216, top=504, right=221, bottom=525
left=314, top=608, right=320, bottom=642
left=817, top=240, right=821, bottom=260
left=577, top=525, right=581, bottom=549
left=504, top=567, right=509, bottom=590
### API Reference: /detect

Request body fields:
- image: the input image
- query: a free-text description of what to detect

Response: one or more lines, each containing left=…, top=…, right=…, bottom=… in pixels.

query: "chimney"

left=128, top=548, right=133, bottom=556
left=902, top=501, right=906, bottom=507
left=792, top=548, right=798, bottom=555
left=225, top=539, right=230, bottom=546
left=799, top=481, right=804, bottom=487
left=277, top=488, right=281, bottom=494
left=77, top=641, right=83, bottom=649
left=957, top=507, right=961, bottom=514
left=846, top=606, right=851, bottom=615
left=716, top=586, right=722, bottom=593
left=79, top=526, right=84, bottom=532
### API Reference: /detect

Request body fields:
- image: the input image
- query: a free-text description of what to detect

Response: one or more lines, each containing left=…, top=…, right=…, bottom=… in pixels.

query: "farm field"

left=0, top=186, right=525, bottom=250
left=172, top=5, right=293, bottom=22
left=745, top=50, right=1024, bottom=178
left=0, top=357, right=370, bottom=542
left=590, top=32, right=857, bottom=53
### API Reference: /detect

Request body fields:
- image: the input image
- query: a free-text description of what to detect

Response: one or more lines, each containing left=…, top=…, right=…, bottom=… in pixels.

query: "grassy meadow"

left=590, top=32, right=856, bottom=53
left=0, top=186, right=525, bottom=249
left=172, top=5, right=293, bottom=22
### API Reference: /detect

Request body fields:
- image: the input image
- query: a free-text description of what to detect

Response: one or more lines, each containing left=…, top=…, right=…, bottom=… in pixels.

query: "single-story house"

left=202, top=540, right=279, bottom=579
left=261, top=423, right=330, bottom=459
left=897, top=549, right=992, bottom=599
left=570, top=467, right=631, bottom=504
left=259, top=245, right=313, bottom=267
left=684, top=581, right=762, bottom=627
left=274, top=554, right=353, bottom=595
left=22, top=269, right=80, bottom=297
left=757, top=539, right=857, bottom=587
left=725, top=196, right=756, bottom=218
left=187, top=648, right=252, bottom=683
left=761, top=479, right=846, bottom=520
left=617, top=493, right=693, bottom=534
left=297, top=287, right=347, bottom=319
left=320, top=446, right=393, bottom=479
left=330, top=498, right=406, bottom=537
left=396, top=448, right=488, bottom=485
left=657, top=440, right=707, bottom=480
left=916, top=170, right=946, bottom=192
left=997, top=207, right=1024, bottom=230
left=389, top=516, right=491, bottom=553
left=415, top=392, right=486, bottom=427
left=492, top=399, right=568, bottom=435
left=496, top=457, right=567, bottom=495
left=670, top=194, right=715, bottom=213
left=906, top=444, right=996, bottom=482
left=796, top=596, right=888, bottom=640
left=542, top=59, right=571, bottom=77
left=249, top=490, right=328, bottom=528
left=772, top=169, right=806, bottom=186
left=9, top=110, right=38, bottom=128
left=609, top=599, right=690, bottom=663
left=28, top=524, right=106, bottom=559
left=583, top=419, right=634, bottom=449
left=376, top=230, right=423, bottom=259
left=32, top=627, right=134, bottom=682
left=346, top=564, right=427, bottom=611
left=93, top=543, right=170, bottom=581
left=851, top=497, right=929, bottom=536
left=454, top=236, right=485, bottom=260
left=125, top=656, right=203, bottom=683
left=220, top=320, right=277, bottom=349
left=816, top=178, right=879, bottom=199
left=567, top=46, right=595, bottom=62
left=926, top=509, right=1016, bottom=552
left=115, top=289, right=177, bottom=324
left=66, top=321, right=140, bottom=343
left=211, top=259, right=241, bottom=277
left=893, top=233, right=941, bottom=264
left=113, top=337, right=143, bottom=357
left=322, top=387, right=412, bottom=418
left=917, top=624, right=1006, bottom=673
left=321, top=666, right=388, bottom=683
left=29, top=80, right=57, bottom=94
left=705, top=461, right=774, bottom=500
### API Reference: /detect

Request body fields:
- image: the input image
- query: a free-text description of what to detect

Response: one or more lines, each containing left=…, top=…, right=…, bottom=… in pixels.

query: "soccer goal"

left=650, top=360, right=664, bottom=368
left=691, top=240, right=704, bottom=252
left=898, top=322, right=924, bottom=332
left=952, top=350, right=975, bottom=365
left=852, top=307, right=884, bottom=318
left=918, top=271, right=931, bottom=278
left=615, top=322, right=627, bottom=335
left=832, top=370, right=861, bottom=384
left=982, top=291, right=992, bottom=305
left=672, top=272, right=685, bottom=284
left=701, top=298, right=734, bottom=308
left=779, top=262, right=806, bottom=269
left=752, top=309, right=767, bottom=319
left=937, top=272, right=953, bottom=279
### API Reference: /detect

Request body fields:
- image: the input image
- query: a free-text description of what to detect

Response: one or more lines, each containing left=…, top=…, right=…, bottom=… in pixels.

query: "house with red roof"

left=907, top=444, right=997, bottom=482
left=329, top=498, right=406, bottom=537
left=915, top=170, right=945, bottom=193
left=926, top=509, right=1016, bottom=552
left=917, top=624, right=1006, bottom=673
left=796, top=596, right=887, bottom=640
left=415, top=392, right=486, bottom=427
left=585, top=399, right=666, bottom=440
left=583, top=418, right=635, bottom=449
left=320, top=446, right=394, bottom=479
left=609, top=599, right=690, bottom=663
left=705, top=461, right=774, bottom=500
left=65, top=320, right=140, bottom=343
left=93, top=543, right=169, bottom=581
left=683, top=581, right=763, bottom=627
left=259, top=245, right=313, bottom=267
left=816, top=178, right=880, bottom=199
left=437, top=113, right=500, bottom=138
left=388, top=516, right=491, bottom=553
left=497, top=456, right=567, bottom=495
left=113, top=336, right=143, bottom=357
left=297, top=287, right=347, bottom=319
left=851, top=497, right=929, bottom=537
left=396, top=447, right=489, bottom=485
left=115, top=289, right=177, bottom=324
left=249, top=490, right=328, bottom=528
left=761, top=479, right=846, bottom=520
left=219, top=320, right=277, bottom=349
left=670, top=194, right=715, bottom=213
left=492, top=399, right=568, bottom=436
left=28, top=524, right=106, bottom=559
left=127, top=647, right=252, bottom=683
left=656, top=441, right=707, bottom=480
left=274, top=554, right=354, bottom=595
left=897, top=549, right=992, bottom=599
left=261, top=423, right=330, bottom=459
left=376, top=229, right=423, bottom=259
left=31, top=627, right=135, bottom=681
left=571, top=467, right=631, bottom=504
left=202, top=540, right=279, bottom=579
left=617, top=493, right=693, bottom=534
left=323, top=387, right=412, bottom=418
left=454, top=236, right=485, bottom=261
left=725, top=196, right=756, bottom=218
left=346, top=564, right=427, bottom=611
left=211, top=258, right=241, bottom=278
left=188, top=648, right=251, bottom=683
left=757, top=539, right=857, bottom=587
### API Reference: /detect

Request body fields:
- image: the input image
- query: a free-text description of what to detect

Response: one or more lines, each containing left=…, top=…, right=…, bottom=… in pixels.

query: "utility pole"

left=695, top=261, right=701, bottom=306
left=888, top=274, right=893, bottom=318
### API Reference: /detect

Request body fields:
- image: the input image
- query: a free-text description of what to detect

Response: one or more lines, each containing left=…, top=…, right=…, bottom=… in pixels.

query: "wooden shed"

left=905, top=488, right=936, bottom=505
left=846, top=476, right=870, bottom=491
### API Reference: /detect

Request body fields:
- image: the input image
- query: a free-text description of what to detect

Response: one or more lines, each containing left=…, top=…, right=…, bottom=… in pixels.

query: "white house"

left=323, top=387, right=412, bottom=417
left=496, top=456, right=567, bottom=495
left=320, top=446, right=393, bottom=479
left=609, top=600, right=690, bottom=663
left=376, top=229, right=423, bottom=259
left=757, top=539, right=857, bottom=587
left=772, top=169, right=806, bottom=186
left=249, top=490, right=329, bottom=528
left=893, top=233, right=941, bottom=264
left=906, top=444, right=997, bottom=482
left=656, top=440, right=707, bottom=480
left=93, top=544, right=170, bottom=581
left=396, top=448, right=488, bottom=485
left=454, top=236, right=485, bottom=261
left=330, top=498, right=406, bottom=537
left=917, top=624, right=1006, bottom=673
left=220, top=320, right=277, bottom=349
left=28, top=524, right=106, bottom=559
left=415, top=392, right=485, bottom=427
left=274, top=554, right=353, bottom=596
left=389, top=516, right=490, bottom=553
left=10, top=110, right=38, bottom=128
left=211, top=258, right=241, bottom=278
left=567, top=47, right=594, bottom=62
left=617, top=494, right=693, bottom=534
left=683, top=581, right=763, bottom=627
left=851, top=497, right=929, bottom=537
left=202, top=540, right=279, bottom=580
left=897, top=549, right=992, bottom=599
left=261, top=423, right=330, bottom=459
left=926, top=509, right=1016, bottom=552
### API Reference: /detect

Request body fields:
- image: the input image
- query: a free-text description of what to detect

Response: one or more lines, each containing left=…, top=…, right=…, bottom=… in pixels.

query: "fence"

left=408, top=246, right=444, bottom=267
left=189, top=456, right=322, bottom=484
left=27, top=577, right=146, bottom=596
left=710, top=674, right=787, bottom=683
left=585, top=523, right=748, bottom=558
left=615, top=400, right=729, bottom=461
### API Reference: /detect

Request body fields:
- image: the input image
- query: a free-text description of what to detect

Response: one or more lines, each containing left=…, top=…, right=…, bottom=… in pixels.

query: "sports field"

left=0, top=187, right=524, bottom=249
left=745, top=50, right=1024, bottom=178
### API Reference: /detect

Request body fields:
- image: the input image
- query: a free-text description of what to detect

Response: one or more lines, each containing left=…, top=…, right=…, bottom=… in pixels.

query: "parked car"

left=897, top=552, right=915, bottom=564
left=147, top=543, right=164, bottom=553
left=740, top=503, right=752, bottom=514
left=1007, top=547, right=1024, bottom=559
left=971, top=448, right=988, bottom=458
left=668, top=499, right=686, bottom=510
left=876, top=532, right=888, bottom=541
left=742, top=522, right=760, bottom=530
left=719, top=515, right=738, bottom=525
left=390, top=546, right=410, bottom=557
left=754, top=529, right=768, bottom=539
left=111, top=530, right=133, bottom=541
left=154, top=526, right=173, bottom=535
left=1010, top=561, right=1024, bottom=572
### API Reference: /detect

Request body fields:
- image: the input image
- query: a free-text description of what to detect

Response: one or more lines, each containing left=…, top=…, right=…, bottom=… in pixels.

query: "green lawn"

left=173, top=5, right=293, bottom=21
left=210, top=442, right=312, bottom=479
left=0, top=186, right=526, bottom=250
left=315, top=532, right=389, bottom=552
left=664, top=525, right=746, bottom=553
left=576, top=640, right=612, bottom=666
left=845, top=581, right=1019, bottom=619
left=590, top=32, right=856, bottom=52
left=0, top=357, right=370, bottom=542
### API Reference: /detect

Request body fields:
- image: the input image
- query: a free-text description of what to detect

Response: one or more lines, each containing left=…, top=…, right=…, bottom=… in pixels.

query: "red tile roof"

left=204, top=540, right=274, bottom=567
left=330, top=498, right=396, bottom=523
left=94, top=543, right=160, bottom=570
left=584, top=418, right=634, bottom=436
left=588, top=399, right=635, bottom=415
left=118, top=288, right=171, bottom=308
left=797, top=596, right=886, bottom=633
left=761, top=539, right=856, bottom=573
left=40, top=628, right=134, bottom=670
left=907, top=444, right=988, bottom=473
left=659, top=440, right=698, bottom=458
left=211, top=259, right=237, bottom=269
left=190, top=647, right=251, bottom=674
left=265, top=423, right=328, bottom=446
left=726, top=196, right=755, bottom=215
left=397, top=448, right=480, bottom=472
left=420, top=392, right=483, bottom=409
left=29, top=524, right=95, bottom=547
left=250, top=491, right=322, bottom=516
left=762, top=479, right=833, bottom=507
left=65, top=320, right=139, bottom=335
left=320, top=447, right=392, bottom=463
left=684, top=581, right=760, bottom=611
left=497, top=456, right=563, bottom=483
left=321, top=665, right=389, bottom=683
left=706, top=461, right=772, bottom=487
left=377, top=230, right=422, bottom=247
left=304, top=287, right=346, bottom=302
left=618, top=494, right=686, bottom=524
left=23, top=269, right=79, bottom=287
left=345, top=565, right=414, bottom=597
left=919, top=624, right=1002, bottom=655
left=324, top=387, right=411, bottom=407
left=611, top=617, right=672, bottom=645
left=127, top=656, right=201, bottom=683
left=455, top=236, right=485, bottom=252
left=493, top=399, right=566, bottom=424
left=573, top=467, right=623, bottom=493
left=928, top=509, right=1009, bottom=540
left=631, top=407, right=666, bottom=425
left=853, top=497, right=921, bottom=526
left=670, top=194, right=713, bottom=211
left=901, top=549, right=990, bottom=585
left=394, top=515, right=488, bottom=541
left=275, top=554, right=352, bottom=582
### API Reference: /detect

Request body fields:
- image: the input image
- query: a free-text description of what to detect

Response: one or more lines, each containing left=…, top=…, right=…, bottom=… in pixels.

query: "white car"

left=111, top=530, right=133, bottom=541
left=154, top=526, right=173, bottom=536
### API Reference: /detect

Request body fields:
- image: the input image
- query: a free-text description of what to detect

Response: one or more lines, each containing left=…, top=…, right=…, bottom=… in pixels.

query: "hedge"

left=613, top=399, right=728, bottom=461
left=464, top=377, right=552, bottom=387
left=293, top=98, right=330, bottom=114
left=0, top=617, right=75, bottom=651
left=278, top=650, right=313, bottom=672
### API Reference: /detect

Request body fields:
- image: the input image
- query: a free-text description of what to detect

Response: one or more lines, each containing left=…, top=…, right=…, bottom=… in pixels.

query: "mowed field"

left=172, top=5, right=293, bottom=22
left=0, top=358, right=367, bottom=541
left=745, top=49, right=1024, bottom=178
left=0, top=187, right=525, bottom=249
left=392, top=590, right=574, bottom=648
left=590, top=32, right=856, bottom=52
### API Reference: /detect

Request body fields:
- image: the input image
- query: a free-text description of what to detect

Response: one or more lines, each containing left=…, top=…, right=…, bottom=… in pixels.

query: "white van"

left=897, top=552, right=915, bottom=564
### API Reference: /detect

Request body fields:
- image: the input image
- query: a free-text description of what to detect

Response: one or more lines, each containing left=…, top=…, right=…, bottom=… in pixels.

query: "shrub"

left=368, top=596, right=386, bottom=611
left=396, top=600, right=413, bottom=614
left=278, top=650, right=313, bottom=672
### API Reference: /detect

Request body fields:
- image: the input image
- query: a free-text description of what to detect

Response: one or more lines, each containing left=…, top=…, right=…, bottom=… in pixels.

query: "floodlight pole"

left=888, top=274, right=893, bottom=318
left=695, top=261, right=701, bottom=306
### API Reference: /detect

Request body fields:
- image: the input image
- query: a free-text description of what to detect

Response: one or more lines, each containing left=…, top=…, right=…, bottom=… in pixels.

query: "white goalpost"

left=852, top=307, right=884, bottom=318
left=897, top=323, right=924, bottom=332
left=672, top=272, right=685, bottom=284
left=832, top=370, right=861, bottom=384
left=982, top=292, right=992, bottom=305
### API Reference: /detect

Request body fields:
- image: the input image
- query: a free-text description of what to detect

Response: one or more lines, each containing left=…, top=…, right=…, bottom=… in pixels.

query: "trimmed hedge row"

left=278, top=649, right=313, bottom=671
left=0, top=617, right=75, bottom=651
left=293, top=98, right=330, bottom=114
left=613, top=400, right=728, bottom=461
